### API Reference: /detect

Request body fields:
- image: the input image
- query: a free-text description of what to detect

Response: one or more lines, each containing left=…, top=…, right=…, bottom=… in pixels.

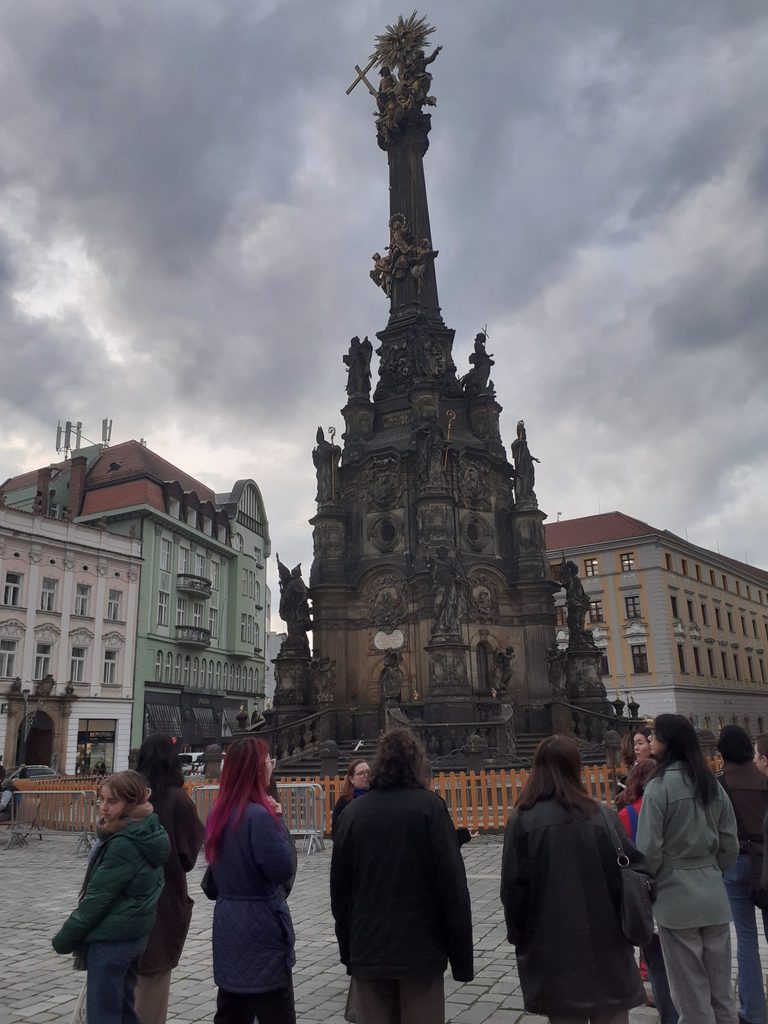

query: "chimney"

left=33, top=467, right=52, bottom=516
left=68, top=456, right=88, bottom=520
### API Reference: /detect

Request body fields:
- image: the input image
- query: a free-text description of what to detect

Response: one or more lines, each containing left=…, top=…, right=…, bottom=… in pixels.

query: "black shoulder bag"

left=598, top=804, right=656, bottom=947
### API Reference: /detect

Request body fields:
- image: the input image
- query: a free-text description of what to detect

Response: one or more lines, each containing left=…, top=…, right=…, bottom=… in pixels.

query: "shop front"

left=76, top=719, right=117, bottom=776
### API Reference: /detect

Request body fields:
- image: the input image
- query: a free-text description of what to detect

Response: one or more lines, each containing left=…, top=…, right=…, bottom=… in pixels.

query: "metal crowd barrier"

left=1, top=789, right=97, bottom=855
left=192, top=782, right=325, bottom=855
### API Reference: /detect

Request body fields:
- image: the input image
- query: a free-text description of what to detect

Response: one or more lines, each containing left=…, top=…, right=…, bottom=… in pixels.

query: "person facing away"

left=501, top=734, right=646, bottom=1024
left=52, top=770, right=170, bottom=1024
left=618, top=760, right=678, bottom=1024
left=205, top=736, right=296, bottom=1024
left=331, top=758, right=370, bottom=837
left=636, top=714, right=739, bottom=1024
left=330, top=727, right=473, bottom=1024
left=134, top=735, right=205, bottom=1024
left=716, top=725, right=768, bottom=1024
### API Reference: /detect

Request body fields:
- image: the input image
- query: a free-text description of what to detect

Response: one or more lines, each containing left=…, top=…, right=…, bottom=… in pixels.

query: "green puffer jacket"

left=52, top=814, right=170, bottom=954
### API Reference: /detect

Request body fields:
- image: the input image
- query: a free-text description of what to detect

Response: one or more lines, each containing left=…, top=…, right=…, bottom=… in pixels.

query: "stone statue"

left=493, top=647, right=515, bottom=696
left=558, top=556, right=593, bottom=648
left=380, top=650, right=405, bottom=704
left=405, top=324, right=432, bottom=379
left=412, top=411, right=444, bottom=487
left=547, top=642, right=568, bottom=696
left=311, top=655, right=337, bottom=704
left=411, top=237, right=436, bottom=293
left=370, top=250, right=392, bottom=296
left=343, top=336, right=373, bottom=398
left=276, top=555, right=311, bottom=650
left=461, top=332, right=495, bottom=398
left=511, top=419, right=540, bottom=504
left=428, top=546, right=467, bottom=638
left=312, top=426, right=340, bottom=505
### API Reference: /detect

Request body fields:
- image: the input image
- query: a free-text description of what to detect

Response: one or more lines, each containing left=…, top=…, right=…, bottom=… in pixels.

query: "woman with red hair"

left=205, top=738, right=296, bottom=1024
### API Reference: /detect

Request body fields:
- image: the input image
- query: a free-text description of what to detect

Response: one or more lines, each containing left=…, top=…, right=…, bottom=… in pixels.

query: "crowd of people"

left=48, top=718, right=768, bottom=1024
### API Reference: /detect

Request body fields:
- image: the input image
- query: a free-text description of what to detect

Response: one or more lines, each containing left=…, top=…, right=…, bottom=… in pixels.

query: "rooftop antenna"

left=55, top=418, right=112, bottom=458
left=556, top=512, right=562, bottom=522
left=101, top=419, right=113, bottom=446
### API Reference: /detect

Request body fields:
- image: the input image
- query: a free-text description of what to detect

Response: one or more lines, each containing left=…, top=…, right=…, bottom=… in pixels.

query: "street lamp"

left=19, top=687, right=31, bottom=765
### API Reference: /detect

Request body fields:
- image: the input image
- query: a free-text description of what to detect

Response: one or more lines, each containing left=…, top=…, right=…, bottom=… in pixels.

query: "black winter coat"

left=501, top=800, right=646, bottom=1018
left=330, top=786, right=473, bottom=983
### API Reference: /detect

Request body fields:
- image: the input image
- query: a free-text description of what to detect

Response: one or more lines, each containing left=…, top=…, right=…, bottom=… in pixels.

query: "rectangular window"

left=710, top=569, right=716, bottom=586
left=589, top=600, right=604, bottom=623
left=158, top=591, right=169, bottom=627
left=192, top=602, right=204, bottom=628
left=160, top=538, right=172, bottom=573
left=687, top=600, right=695, bottom=623
left=727, top=611, right=734, bottom=631
left=70, top=646, right=86, bottom=683
left=748, top=656, right=755, bottom=683
left=209, top=606, right=218, bottom=638
left=695, top=564, right=701, bottom=581
left=761, top=660, right=766, bottom=684
left=103, top=650, right=118, bottom=685
left=176, top=596, right=187, bottom=626
left=625, top=596, right=641, bottom=619
left=74, top=583, right=91, bottom=616
left=721, top=651, right=729, bottom=679
left=195, top=552, right=206, bottom=578
left=734, top=654, right=741, bottom=682
left=240, top=613, right=248, bottom=642
left=681, top=559, right=688, bottom=576
left=701, top=603, right=709, bottom=626
left=631, top=644, right=649, bottom=674
left=747, top=585, right=751, bottom=600
left=584, top=558, right=599, bottom=577
left=670, top=595, right=679, bottom=618
left=693, top=647, right=702, bottom=674
left=722, top=574, right=728, bottom=590
left=35, top=643, right=52, bottom=680
left=241, top=569, right=248, bottom=596
left=3, top=572, right=22, bottom=607
left=707, top=648, right=715, bottom=676
left=107, top=589, right=122, bottom=621
left=40, top=577, right=57, bottom=612
left=677, top=644, right=686, bottom=673
left=665, top=553, right=672, bottom=570
left=753, top=619, right=759, bottom=638
left=714, top=607, right=722, bottom=629
left=621, top=552, right=635, bottom=572
left=555, top=606, right=566, bottom=627
left=741, top=615, right=747, bottom=636
left=600, top=652, right=610, bottom=677
left=211, top=561, right=220, bottom=591
left=178, top=547, right=190, bottom=574
left=0, top=639, right=17, bottom=677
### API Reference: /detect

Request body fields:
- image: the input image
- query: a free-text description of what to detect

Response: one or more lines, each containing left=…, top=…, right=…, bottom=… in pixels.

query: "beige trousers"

left=134, top=969, right=172, bottom=1024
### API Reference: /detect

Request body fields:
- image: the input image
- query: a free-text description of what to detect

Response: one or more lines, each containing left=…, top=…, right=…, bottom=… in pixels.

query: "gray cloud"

left=1, top=0, right=768, bottom=600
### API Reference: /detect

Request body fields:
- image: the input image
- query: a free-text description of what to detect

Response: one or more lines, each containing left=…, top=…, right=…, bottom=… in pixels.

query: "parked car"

left=4, top=765, right=59, bottom=782
left=178, top=752, right=205, bottom=776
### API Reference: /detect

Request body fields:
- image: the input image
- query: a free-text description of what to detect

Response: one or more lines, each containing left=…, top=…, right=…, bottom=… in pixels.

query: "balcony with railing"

left=176, top=624, right=212, bottom=647
left=176, top=574, right=212, bottom=598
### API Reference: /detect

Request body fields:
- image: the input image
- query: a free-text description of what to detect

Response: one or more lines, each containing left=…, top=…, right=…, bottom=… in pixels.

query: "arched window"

left=193, top=658, right=199, bottom=686
left=174, top=654, right=181, bottom=685
left=475, top=643, right=492, bottom=693
left=255, top=581, right=261, bottom=604
left=248, top=667, right=254, bottom=688
left=154, top=650, right=163, bottom=682
left=216, top=661, right=221, bottom=686
left=222, top=664, right=229, bottom=688
left=236, top=665, right=242, bottom=688
left=208, top=660, right=213, bottom=686
left=164, top=652, right=173, bottom=685
left=255, top=623, right=260, bottom=649
left=201, top=659, right=207, bottom=686
left=183, top=656, right=191, bottom=686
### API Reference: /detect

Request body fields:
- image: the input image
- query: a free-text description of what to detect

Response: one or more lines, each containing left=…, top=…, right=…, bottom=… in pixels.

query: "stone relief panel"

left=458, top=455, right=491, bottom=511
left=69, top=627, right=95, bottom=645
left=461, top=513, right=493, bottom=552
left=429, top=650, right=469, bottom=696
left=0, top=619, right=26, bottom=639
left=468, top=575, right=500, bottom=622
left=367, top=455, right=402, bottom=511
left=102, top=631, right=126, bottom=648
left=417, top=502, right=453, bottom=547
left=362, top=572, right=408, bottom=629
left=313, top=520, right=345, bottom=559
left=33, top=623, right=61, bottom=643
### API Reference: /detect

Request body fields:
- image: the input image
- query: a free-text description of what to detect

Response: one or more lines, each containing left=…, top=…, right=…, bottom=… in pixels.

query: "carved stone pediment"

left=0, top=618, right=26, bottom=639
left=363, top=572, right=407, bottom=628
left=458, top=455, right=491, bottom=511
left=34, top=622, right=61, bottom=643
left=102, top=631, right=126, bottom=648
left=69, top=627, right=95, bottom=645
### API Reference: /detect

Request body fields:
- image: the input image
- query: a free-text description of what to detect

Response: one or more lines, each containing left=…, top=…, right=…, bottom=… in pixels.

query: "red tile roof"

left=545, top=512, right=657, bottom=551
left=81, top=480, right=166, bottom=516
left=0, top=458, right=70, bottom=493
left=86, top=441, right=216, bottom=501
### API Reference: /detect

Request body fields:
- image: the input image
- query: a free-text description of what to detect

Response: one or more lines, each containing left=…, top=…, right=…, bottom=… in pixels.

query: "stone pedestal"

left=310, top=509, right=347, bottom=586
left=510, top=508, right=550, bottom=582
left=204, top=744, right=223, bottom=780
left=566, top=647, right=607, bottom=702
left=426, top=640, right=470, bottom=698
left=319, top=739, right=340, bottom=779
left=273, top=650, right=312, bottom=707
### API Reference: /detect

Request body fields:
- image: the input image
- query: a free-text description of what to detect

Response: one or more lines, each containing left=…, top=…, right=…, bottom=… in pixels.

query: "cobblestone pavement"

left=2, top=830, right=749, bottom=1024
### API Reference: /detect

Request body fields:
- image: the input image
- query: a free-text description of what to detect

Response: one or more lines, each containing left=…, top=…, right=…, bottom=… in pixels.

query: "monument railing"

left=386, top=703, right=515, bottom=760
left=252, top=706, right=334, bottom=761
left=550, top=699, right=645, bottom=744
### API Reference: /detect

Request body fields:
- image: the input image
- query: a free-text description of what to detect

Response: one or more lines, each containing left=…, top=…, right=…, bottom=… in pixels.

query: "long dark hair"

left=137, top=734, right=184, bottom=799
left=516, top=735, right=596, bottom=817
left=651, top=714, right=717, bottom=804
left=369, top=728, right=429, bottom=790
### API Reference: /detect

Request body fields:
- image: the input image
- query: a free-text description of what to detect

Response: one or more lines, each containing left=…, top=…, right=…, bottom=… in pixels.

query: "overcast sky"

left=2, top=1, right=767, bottom=626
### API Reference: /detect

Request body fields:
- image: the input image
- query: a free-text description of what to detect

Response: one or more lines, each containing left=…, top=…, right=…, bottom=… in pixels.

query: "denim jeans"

left=724, top=853, right=768, bottom=1024
left=86, top=935, right=148, bottom=1024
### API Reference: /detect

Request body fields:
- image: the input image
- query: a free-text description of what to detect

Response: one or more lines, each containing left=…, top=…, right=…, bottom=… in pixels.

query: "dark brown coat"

left=138, top=786, right=205, bottom=974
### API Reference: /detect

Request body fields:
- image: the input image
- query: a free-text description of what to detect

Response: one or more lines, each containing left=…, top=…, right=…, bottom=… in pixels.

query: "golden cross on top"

left=346, top=56, right=378, bottom=97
